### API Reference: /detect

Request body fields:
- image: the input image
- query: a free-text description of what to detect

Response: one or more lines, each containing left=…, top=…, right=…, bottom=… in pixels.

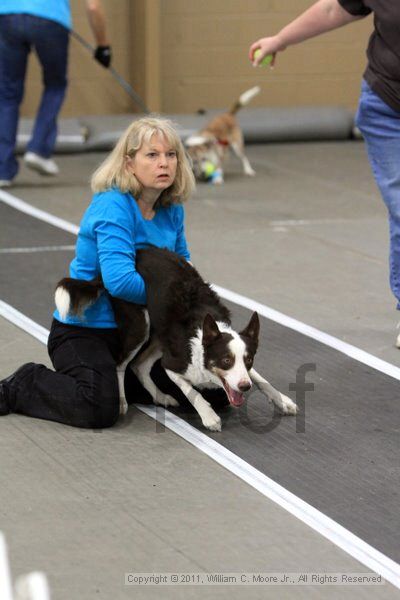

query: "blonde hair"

left=91, top=116, right=195, bottom=207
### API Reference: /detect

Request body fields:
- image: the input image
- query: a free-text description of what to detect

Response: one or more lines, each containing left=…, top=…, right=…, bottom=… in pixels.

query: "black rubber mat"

left=1, top=201, right=399, bottom=565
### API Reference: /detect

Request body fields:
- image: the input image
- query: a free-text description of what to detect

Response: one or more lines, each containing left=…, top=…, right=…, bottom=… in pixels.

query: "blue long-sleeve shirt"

left=54, top=188, right=190, bottom=328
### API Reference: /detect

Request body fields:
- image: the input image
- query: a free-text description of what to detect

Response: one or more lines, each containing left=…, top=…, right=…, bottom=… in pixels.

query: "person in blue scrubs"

left=0, top=0, right=111, bottom=186
left=0, top=117, right=196, bottom=428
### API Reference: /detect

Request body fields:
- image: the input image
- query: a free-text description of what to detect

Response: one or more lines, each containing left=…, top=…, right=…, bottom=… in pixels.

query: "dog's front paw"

left=119, top=397, right=128, bottom=415
left=245, top=167, right=256, bottom=177
left=154, top=394, right=180, bottom=408
left=280, top=394, right=297, bottom=415
left=201, top=409, right=222, bottom=432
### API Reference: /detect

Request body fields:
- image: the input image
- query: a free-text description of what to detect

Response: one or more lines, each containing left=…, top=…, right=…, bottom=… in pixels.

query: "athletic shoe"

left=24, top=151, right=59, bottom=176
left=0, top=179, right=11, bottom=187
left=396, top=333, right=400, bottom=349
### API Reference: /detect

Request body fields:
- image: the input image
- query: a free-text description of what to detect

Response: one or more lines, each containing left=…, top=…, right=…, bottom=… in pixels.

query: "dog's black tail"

left=55, top=277, right=104, bottom=320
left=229, top=85, right=260, bottom=114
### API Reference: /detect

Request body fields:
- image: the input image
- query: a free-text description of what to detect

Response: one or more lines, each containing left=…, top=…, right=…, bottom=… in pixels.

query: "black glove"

left=94, top=45, right=112, bottom=68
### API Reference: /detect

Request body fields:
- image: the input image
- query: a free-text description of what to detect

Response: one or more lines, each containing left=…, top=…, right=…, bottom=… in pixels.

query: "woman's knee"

left=75, top=400, right=120, bottom=429
left=75, top=377, right=120, bottom=428
left=90, top=404, right=120, bottom=429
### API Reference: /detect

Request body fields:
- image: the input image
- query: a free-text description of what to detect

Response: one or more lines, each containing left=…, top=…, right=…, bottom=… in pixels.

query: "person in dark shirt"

left=249, top=0, right=400, bottom=347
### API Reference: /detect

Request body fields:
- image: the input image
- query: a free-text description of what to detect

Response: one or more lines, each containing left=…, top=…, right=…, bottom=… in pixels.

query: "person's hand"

left=249, top=36, right=286, bottom=67
left=94, top=45, right=112, bottom=68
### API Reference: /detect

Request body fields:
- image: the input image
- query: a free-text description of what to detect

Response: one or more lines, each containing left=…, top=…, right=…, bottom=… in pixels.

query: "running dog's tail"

left=229, top=85, right=260, bottom=115
left=55, top=277, right=104, bottom=320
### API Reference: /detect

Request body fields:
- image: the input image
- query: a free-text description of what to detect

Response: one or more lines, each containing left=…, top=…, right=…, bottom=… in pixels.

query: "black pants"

left=8, top=319, right=121, bottom=429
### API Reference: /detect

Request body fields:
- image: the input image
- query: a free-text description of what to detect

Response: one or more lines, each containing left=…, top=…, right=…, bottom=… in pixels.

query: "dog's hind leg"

left=132, top=346, right=180, bottom=408
left=164, top=369, right=222, bottom=431
left=117, top=348, right=142, bottom=415
left=250, top=368, right=297, bottom=415
left=114, top=306, right=150, bottom=415
left=231, top=140, right=256, bottom=176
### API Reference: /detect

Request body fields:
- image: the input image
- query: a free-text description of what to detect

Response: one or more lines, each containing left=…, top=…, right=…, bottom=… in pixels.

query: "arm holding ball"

left=249, top=0, right=360, bottom=67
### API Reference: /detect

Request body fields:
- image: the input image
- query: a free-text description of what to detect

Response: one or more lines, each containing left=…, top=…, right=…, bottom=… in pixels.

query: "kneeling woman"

left=0, top=117, right=195, bottom=428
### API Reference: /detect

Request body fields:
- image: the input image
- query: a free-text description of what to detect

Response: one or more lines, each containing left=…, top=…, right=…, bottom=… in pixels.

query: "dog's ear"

left=240, top=312, right=260, bottom=343
left=202, top=313, right=221, bottom=346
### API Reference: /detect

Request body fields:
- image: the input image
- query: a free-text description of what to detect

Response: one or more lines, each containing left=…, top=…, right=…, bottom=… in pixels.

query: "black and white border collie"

left=55, top=247, right=297, bottom=431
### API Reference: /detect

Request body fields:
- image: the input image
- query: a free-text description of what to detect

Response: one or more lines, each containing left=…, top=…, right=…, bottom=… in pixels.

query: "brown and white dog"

left=185, top=86, right=260, bottom=184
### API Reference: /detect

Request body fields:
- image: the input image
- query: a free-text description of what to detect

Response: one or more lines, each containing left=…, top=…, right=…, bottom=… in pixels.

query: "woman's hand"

left=249, top=35, right=286, bottom=67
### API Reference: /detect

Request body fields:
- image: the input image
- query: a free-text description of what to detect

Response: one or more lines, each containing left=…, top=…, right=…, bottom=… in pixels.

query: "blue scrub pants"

left=0, top=14, right=69, bottom=180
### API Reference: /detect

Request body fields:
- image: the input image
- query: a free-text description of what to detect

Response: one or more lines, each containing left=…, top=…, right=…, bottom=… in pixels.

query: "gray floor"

left=1, top=140, right=399, bottom=599
left=1, top=205, right=399, bottom=565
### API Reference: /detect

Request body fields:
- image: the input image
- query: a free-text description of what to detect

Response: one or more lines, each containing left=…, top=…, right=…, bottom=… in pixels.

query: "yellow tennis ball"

left=203, top=161, right=216, bottom=178
left=254, top=49, right=273, bottom=67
